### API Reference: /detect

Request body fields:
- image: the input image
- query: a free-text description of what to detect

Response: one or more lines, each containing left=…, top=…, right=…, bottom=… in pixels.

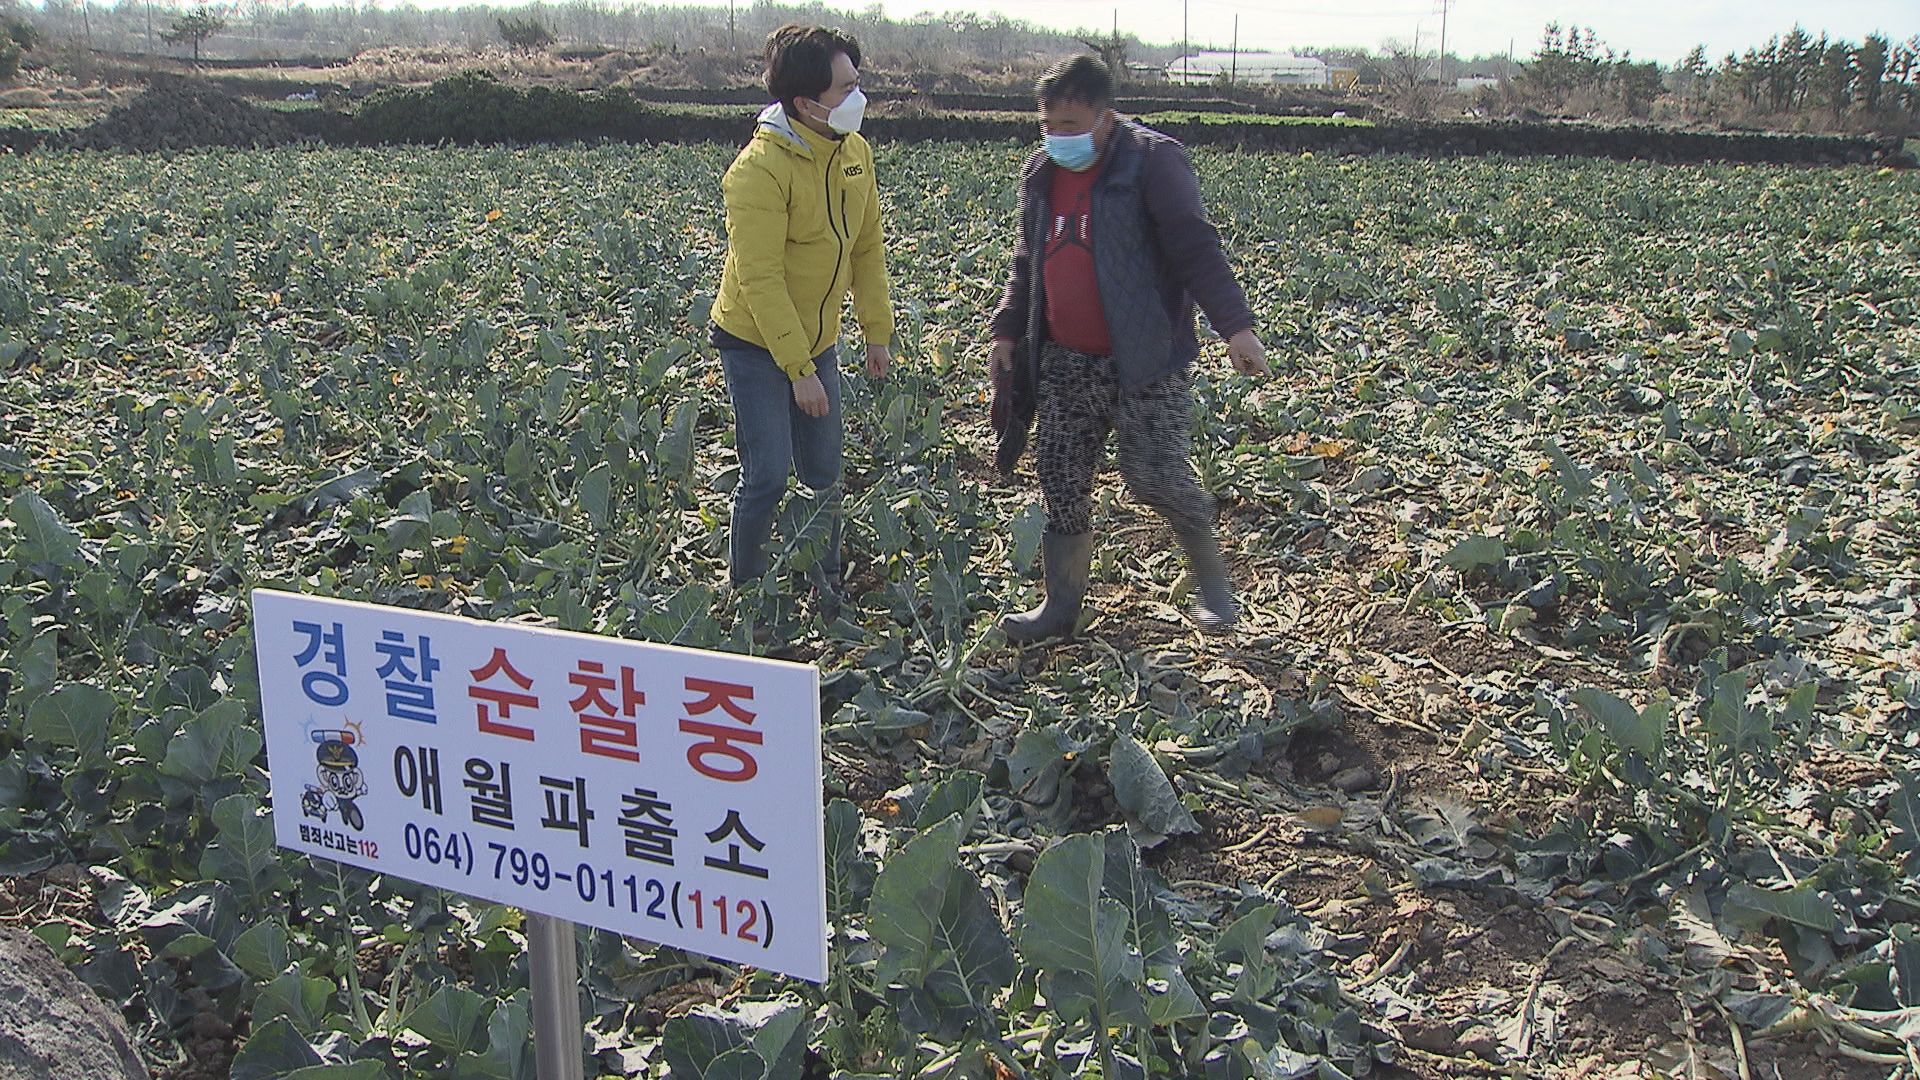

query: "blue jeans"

left=720, top=343, right=843, bottom=586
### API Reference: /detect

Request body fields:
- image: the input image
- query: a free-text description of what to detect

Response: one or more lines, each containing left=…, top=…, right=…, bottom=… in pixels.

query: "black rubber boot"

left=1177, top=527, right=1238, bottom=632
left=1000, top=531, right=1094, bottom=643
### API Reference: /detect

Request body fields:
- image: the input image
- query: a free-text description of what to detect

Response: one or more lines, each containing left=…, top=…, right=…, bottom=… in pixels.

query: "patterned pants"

left=1032, top=341, right=1216, bottom=538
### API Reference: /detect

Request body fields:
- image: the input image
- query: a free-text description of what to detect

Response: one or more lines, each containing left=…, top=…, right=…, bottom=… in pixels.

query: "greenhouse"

left=1165, top=50, right=1330, bottom=87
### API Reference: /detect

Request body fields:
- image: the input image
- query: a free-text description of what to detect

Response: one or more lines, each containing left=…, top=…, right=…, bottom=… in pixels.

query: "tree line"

left=3, top=0, right=1915, bottom=132
left=1515, top=23, right=1918, bottom=127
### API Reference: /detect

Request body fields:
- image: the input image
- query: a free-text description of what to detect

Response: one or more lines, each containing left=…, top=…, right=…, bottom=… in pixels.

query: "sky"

left=867, top=0, right=1920, bottom=66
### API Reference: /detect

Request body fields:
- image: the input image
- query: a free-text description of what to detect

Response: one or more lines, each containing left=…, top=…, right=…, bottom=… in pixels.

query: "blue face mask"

left=1044, top=131, right=1099, bottom=171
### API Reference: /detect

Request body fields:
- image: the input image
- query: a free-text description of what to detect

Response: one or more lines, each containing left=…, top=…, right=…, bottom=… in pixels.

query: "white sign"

left=252, top=588, right=825, bottom=982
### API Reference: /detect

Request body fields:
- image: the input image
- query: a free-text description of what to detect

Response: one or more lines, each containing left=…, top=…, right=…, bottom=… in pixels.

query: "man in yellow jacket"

left=711, top=23, right=894, bottom=612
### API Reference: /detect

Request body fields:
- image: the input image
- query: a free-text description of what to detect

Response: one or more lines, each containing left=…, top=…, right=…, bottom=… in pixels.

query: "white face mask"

left=816, top=87, right=865, bottom=135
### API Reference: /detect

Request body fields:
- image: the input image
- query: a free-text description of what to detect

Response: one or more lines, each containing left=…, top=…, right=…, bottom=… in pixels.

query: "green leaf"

left=25, top=682, right=114, bottom=764
left=1571, top=688, right=1665, bottom=758
left=1109, top=735, right=1200, bottom=843
left=161, top=700, right=258, bottom=785
left=201, top=794, right=289, bottom=906
left=772, top=484, right=837, bottom=573
left=1704, top=672, right=1772, bottom=763
left=232, top=921, right=290, bottom=980
left=8, top=490, right=84, bottom=569
left=1019, top=832, right=1147, bottom=1028
left=919, top=864, right=1017, bottom=1018
left=1249, top=1044, right=1329, bottom=1080
left=91, top=867, right=152, bottom=928
left=1440, top=534, right=1506, bottom=572
left=229, top=1016, right=323, bottom=1080
left=405, top=984, right=491, bottom=1055
left=1543, top=441, right=1596, bottom=501
left=866, top=810, right=1016, bottom=1036
left=1216, top=903, right=1281, bottom=966
left=1100, top=831, right=1201, bottom=1024
left=1894, top=926, right=1920, bottom=1008
left=1216, top=903, right=1283, bottom=1001
left=483, top=992, right=534, bottom=1080
left=382, top=487, right=434, bottom=546
left=1890, top=771, right=1920, bottom=855
left=912, top=770, right=985, bottom=832
left=281, top=1064, right=389, bottom=1080
left=1010, top=504, right=1046, bottom=576
left=255, top=970, right=333, bottom=1033
left=15, top=631, right=59, bottom=714
left=661, top=997, right=807, bottom=1080
left=31, top=922, right=71, bottom=952
left=870, top=815, right=965, bottom=987
left=660, top=399, right=699, bottom=481
left=159, top=931, right=217, bottom=959
left=1725, top=881, right=1841, bottom=934
left=1100, top=831, right=1179, bottom=967
left=577, top=462, right=611, bottom=528
left=824, top=799, right=876, bottom=918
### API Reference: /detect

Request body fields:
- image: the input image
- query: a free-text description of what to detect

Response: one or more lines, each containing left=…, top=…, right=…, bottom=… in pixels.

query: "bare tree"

left=1076, top=31, right=1128, bottom=83
left=1379, top=36, right=1427, bottom=92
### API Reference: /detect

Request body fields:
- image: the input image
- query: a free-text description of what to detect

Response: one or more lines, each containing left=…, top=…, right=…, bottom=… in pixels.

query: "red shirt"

left=1042, top=163, right=1111, bottom=357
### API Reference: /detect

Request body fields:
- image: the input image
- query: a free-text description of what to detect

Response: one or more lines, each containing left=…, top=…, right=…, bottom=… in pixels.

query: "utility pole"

left=146, top=0, right=154, bottom=54
left=1435, top=0, right=1455, bottom=85
left=81, top=0, right=91, bottom=49
left=1182, top=0, right=1188, bottom=85
left=1230, top=14, right=1238, bottom=84
left=728, top=0, right=736, bottom=55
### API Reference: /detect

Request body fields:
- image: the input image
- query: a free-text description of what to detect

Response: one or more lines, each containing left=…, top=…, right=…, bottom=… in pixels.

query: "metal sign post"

left=528, top=913, right=584, bottom=1080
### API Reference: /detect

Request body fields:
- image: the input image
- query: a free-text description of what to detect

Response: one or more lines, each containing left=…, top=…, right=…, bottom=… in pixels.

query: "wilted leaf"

left=1669, top=887, right=1734, bottom=969
left=1010, top=504, right=1046, bottom=575
left=1724, top=881, right=1840, bottom=934
left=1108, top=734, right=1200, bottom=843
left=1440, top=534, right=1506, bottom=572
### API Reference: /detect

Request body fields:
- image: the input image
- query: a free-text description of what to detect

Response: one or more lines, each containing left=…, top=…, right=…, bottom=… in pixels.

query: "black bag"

left=989, top=337, right=1037, bottom=478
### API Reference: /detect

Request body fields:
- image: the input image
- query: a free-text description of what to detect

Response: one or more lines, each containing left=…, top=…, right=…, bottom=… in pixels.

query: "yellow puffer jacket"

left=712, top=103, right=895, bottom=380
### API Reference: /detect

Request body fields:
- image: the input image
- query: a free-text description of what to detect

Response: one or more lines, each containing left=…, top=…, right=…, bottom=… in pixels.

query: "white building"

left=1166, top=51, right=1329, bottom=88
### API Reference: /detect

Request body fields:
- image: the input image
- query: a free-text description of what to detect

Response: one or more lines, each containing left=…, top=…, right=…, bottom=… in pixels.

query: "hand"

left=989, top=338, right=1015, bottom=374
left=865, top=343, right=891, bottom=379
left=792, top=373, right=830, bottom=417
left=1227, top=329, right=1269, bottom=376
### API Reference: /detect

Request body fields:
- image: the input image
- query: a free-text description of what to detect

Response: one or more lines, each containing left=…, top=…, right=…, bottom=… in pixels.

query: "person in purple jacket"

left=988, top=54, right=1269, bottom=641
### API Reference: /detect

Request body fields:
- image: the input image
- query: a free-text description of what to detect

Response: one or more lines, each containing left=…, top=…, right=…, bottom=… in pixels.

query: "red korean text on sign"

left=679, top=677, right=760, bottom=781
left=469, top=647, right=537, bottom=741
left=569, top=659, right=644, bottom=762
